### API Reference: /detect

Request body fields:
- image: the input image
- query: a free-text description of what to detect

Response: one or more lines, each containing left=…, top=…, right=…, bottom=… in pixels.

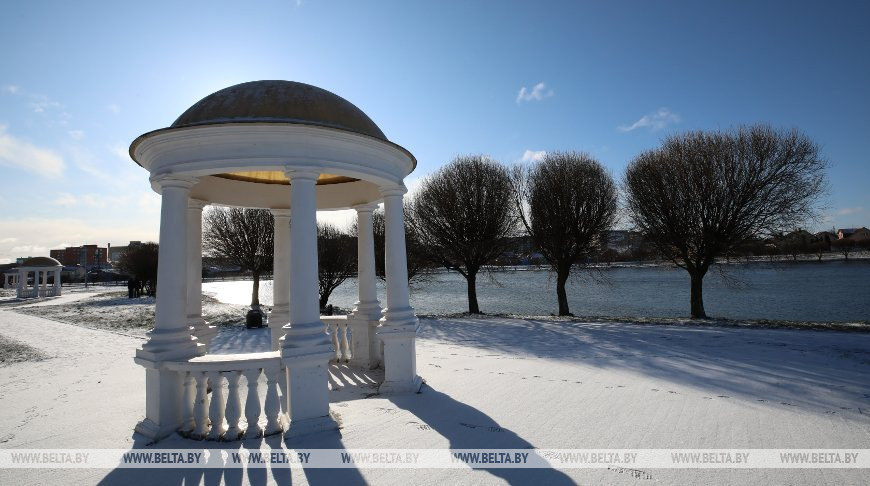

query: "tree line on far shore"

left=123, top=124, right=839, bottom=320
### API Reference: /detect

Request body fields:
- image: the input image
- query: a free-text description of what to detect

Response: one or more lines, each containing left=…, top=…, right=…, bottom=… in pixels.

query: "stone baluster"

left=263, top=366, right=282, bottom=435
left=224, top=371, right=243, bottom=440
left=193, top=372, right=210, bottom=438
left=182, top=372, right=196, bottom=432
left=330, top=322, right=340, bottom=361
left=339, top=321, right=350, bottom=362
left=243, top=368, right=263, bottom=438
left=207, top=371, right=225, bottom=439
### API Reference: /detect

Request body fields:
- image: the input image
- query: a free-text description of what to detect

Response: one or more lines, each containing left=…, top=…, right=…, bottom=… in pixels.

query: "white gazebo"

left=129, top=80, right=422, bottom=441
left=16, top=257, right=62, bottom=299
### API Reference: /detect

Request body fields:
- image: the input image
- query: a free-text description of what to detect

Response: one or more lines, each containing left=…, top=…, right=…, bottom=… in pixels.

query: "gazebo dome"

left=21, top=256, right=61, bottom=267
left=171, top=80, right=387, bottom=141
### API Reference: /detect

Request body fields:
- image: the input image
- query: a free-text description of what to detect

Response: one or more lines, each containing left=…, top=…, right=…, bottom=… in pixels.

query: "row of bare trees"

left=408, top=124, right=827, bottom=318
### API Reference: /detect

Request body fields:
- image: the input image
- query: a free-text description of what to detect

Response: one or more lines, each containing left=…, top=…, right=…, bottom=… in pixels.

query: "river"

left=203, top=260, right=870, bottom=322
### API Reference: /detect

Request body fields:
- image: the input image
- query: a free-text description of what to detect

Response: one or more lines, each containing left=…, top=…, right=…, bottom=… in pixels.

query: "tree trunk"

left=466, top=271, right=480, bottom=314
left=319, top=292, right=328, bottom=311
left=251, top=271, right=260, bottom=309
left=556, top=265, right=571, bottom=316
left=689, top=270, right=706, bottom=318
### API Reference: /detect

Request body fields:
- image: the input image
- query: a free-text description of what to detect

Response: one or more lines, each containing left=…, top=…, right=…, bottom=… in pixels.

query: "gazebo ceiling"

left=171, top=80, right=388, bottom=142
left=214, top=171, right=357, bottom=186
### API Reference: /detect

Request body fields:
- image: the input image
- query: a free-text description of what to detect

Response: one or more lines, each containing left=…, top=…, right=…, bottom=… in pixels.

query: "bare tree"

left=513, top=152, right=618, bottom=316
left=317, top=223, right=357, bottom=310
left=202, top=207, right=274, bottom=309
left=408, top=155, right=517, bottom=314
left=832, top=237, right=856, bottom=260
left=624, top=125, right=827, bottom=318
left=116, top=242, right=158, bottom=295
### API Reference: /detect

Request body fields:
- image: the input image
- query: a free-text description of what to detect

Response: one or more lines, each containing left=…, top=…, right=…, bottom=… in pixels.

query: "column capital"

left=283, top=166, right=320, bottom=181
left=150, top=174, right=199, bottom=191
left=379, top=184, right=407, bottom=197
left=187, top=198, right=208, bottom=211
left=270, top=208, right=292, bottom=219
left=352, top=203, right=379, bottom=213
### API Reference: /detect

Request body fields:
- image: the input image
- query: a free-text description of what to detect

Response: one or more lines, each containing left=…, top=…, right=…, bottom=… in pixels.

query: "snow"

left=0, top=307, right=868, bottom=484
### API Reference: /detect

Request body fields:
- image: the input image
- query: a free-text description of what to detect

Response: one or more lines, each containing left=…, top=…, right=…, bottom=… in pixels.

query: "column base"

left=379, top=374, right=424, bottom=395
left=378, top=324, right=420, bottom=394
left=351, top=300, right=381, bottom=322
left=347, top=316, right=382, bottom=369
left=281, top=342, right=334, bottom=438
left=134, top=418, right=178, bottom=441
left=133, top=365, right=189, bottom=442
left=136, top=328, right=204, bottom=363
left=282, top=410, right=340, bottom=441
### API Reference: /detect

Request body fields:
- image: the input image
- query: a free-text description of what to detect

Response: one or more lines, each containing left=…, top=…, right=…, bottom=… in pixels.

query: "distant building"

left=50, top=245, right=108, bottom=268
left=108, top=241, right=143, bottom=262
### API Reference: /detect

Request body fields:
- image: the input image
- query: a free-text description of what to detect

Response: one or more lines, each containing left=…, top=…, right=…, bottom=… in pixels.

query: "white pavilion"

left=128, top=80, right=422, bottom=441
left=15, top=257, right=62, bottom=299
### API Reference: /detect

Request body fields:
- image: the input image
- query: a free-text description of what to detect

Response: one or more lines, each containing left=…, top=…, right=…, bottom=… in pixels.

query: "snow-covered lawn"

left=0, top=308, right=868, bottom=484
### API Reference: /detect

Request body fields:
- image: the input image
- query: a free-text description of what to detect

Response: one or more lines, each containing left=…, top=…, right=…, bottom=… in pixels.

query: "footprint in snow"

left=717, top=395, right=729, bottom=398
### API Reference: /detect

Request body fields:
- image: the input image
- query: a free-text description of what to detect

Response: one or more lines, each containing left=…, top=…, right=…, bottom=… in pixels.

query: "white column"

left=269, top=209, right=291, bottom=351
left=280, top=168, right=337, bottom=438
left=348, top=203, right=382, bottom=368
left=187, top=199, right=216, bottom=348
left=134, top=175, right=205, bottom=440
left=16, top=270, right=24, bottom=298
left=53, top=268, right=61, bottom=296
left=377, top=184, right=422, bottom=393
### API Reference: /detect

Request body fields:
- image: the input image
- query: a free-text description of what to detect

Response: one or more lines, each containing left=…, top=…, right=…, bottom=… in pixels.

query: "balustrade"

left=165, top=351, right=286, bottom=440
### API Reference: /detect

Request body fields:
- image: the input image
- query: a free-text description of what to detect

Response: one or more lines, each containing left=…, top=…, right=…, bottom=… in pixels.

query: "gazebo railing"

left=323, top=315, right=350, bottom=362
left=17, top=287, right=60, bottom=299
left=165, top=351, right=286, bottom=440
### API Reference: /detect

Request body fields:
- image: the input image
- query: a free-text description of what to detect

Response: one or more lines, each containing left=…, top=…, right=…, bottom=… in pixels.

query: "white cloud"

left=0, top=125, right=65, bottom=177
left=109, top=144, right=131, bottom=162
left=138, top=191, right=161, bottom=214
left=835, top=207, right=863, bottom=216
left=30, top=94, right=61, bottom=113
left=68, top=130, right=85, bottom=140
left=106, top=103, right=121, bottom=114
left=54, top=193, right=78, bottom=207
left=11, top=244, right=49, bottom=256
left=54, top=192, right=130, bottom=208
left=618, top=108, right=681, bottom=132
left=521, top=149, right=547, bottom=163
left=2, top=85, right=19, bottom=94
left=516, top=82, right=554, bottom=103
left=0, top=237, right=17, bottom=244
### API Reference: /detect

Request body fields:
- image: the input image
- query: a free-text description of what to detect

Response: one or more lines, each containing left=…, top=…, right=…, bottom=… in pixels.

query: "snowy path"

left=0, top=312, right=868, bottom=485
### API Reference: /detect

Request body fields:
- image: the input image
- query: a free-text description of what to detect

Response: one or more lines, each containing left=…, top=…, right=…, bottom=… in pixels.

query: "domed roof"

left=21, top=256, right=62, bottom=267
left=170, top=80, right=387, bottom=141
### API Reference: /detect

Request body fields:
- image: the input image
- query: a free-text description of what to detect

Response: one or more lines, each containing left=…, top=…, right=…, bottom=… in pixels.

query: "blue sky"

left=1, top=0, right=868, bottom=263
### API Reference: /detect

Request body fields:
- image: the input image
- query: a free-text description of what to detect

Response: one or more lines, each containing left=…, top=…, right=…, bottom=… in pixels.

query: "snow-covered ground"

left=0, top=308, right=868, bottom=484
